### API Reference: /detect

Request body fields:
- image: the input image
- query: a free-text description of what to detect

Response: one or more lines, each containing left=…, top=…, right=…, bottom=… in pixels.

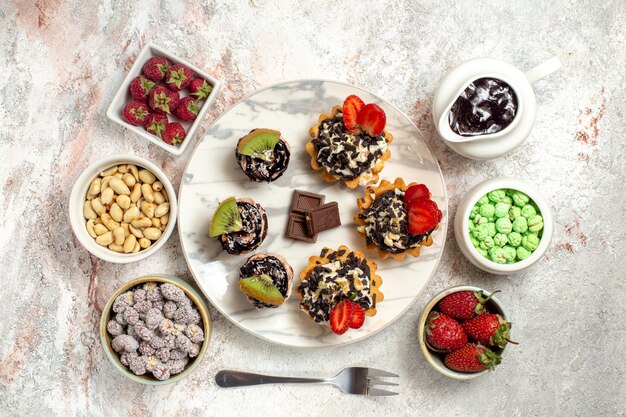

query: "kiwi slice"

left=239, top=274, right=285, bottom=306
left=238, top=129, right=282, bottom=162
left=210, top=197, right=243, bottom=237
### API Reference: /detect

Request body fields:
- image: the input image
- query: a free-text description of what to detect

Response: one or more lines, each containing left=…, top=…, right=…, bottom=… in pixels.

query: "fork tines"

left=366, top=368, right=399, bottom=396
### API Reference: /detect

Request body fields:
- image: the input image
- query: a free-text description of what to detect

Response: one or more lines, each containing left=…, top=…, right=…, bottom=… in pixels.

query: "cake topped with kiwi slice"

left=235, top=128, right=291, bottom=182
left=210, top=197, right=268, bottom=255
left=238, top=252, right=294, bottom=309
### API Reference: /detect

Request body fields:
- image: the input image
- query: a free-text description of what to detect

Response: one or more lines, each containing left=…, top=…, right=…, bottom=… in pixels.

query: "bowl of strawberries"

left=418, top=286, right=516, bottom=379
left=107, top=42, right=221, bottom=156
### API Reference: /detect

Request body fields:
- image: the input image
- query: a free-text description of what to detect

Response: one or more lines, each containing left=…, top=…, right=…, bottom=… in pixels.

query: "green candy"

left=507, top=232, right=522, bottom=247
left=477, top=216, right=488, bottom=225
left=517, top=246, right=531, bottom=260
left=521, top=204, right=537, bottom=219
left=502, top=196, right=513, bottom=205
left=509, top=206, right=522, bottom=220
left=512, top=191, right=530, bottom=207
left=522, top=233, right=540, bottom=251
left=512, top=216, right=528, bottom=233
left=506, top=189, right=516, bottom=196
left=479, top=203, right=495, bottom=219
left=528, top=215, right=544, bottom=233
left=476, top=247, right=488, bottom=257
left=486, top=223, right=497, bottom=237
left=502, top=245, right=517, bottom=262
left=477, top=195, right=490, bottom=205
left=468, top=221, right=475, bottom=232
left=470, top=236, right=480, bottom=248
left=474, top=224, right=490, bottom=240
left=470, top=205, right=480, bottom=219
left=495, top=217, right=512, bottom=234
left=480, top=236, right=495, bottom=250
left=487, top=189, right=506, bottom=203
left=489, top=247, right=507, bottom=264
left=494, top=202, right=510, bottom=218
left=494, top=233, right=508, bottom=247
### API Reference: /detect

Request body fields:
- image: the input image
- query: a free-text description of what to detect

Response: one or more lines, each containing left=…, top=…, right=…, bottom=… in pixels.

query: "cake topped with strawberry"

left=306, top=95, right=393, bottom=189
left=297, top=246, right=383, bottom=334
left=355, top=178, right=442, bottom=260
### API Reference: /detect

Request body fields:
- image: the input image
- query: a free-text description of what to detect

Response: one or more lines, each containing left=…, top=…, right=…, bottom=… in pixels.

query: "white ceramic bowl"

left=69, top=155, right=177, bottom=263
left=454, top=177, right=553, bottom=275
left=418, top=285, right=510, bottom=380
left=106, top=42, right=222, bottom=156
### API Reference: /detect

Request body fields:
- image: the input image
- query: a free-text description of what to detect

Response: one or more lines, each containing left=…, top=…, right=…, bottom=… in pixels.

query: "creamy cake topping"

left=313, top=112, right=388, bottom=182
left=299, top=248, right=373, bottom=323
left=357, top=188, right=431, bottom=254
left=236, top=138, right=290, bottom=182
left=219, top=201, right=267, bottom=254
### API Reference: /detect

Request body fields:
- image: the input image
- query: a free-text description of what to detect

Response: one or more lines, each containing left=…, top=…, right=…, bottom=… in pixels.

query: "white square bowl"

left=106, top=42, right=222, bottom=156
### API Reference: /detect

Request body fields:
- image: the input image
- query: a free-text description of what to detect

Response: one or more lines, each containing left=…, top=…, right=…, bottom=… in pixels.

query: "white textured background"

left=1, top=1, right=625, bottom=416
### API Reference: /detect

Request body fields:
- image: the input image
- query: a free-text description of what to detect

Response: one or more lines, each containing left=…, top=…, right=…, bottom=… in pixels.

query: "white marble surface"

left=1, top=1, right=625, bottom=416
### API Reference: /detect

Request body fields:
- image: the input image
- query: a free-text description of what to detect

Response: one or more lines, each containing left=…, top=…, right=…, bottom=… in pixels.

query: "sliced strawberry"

left=348, top=303, right=365, bottom=329
left=343, top=95, right=364, bottom=132
left=357, top=103, right=386, bottom=136
left=407, top=198, right=439, bottom=235
left=404, top=184, right=430, bottom=206
left=330, top=300, right=355, bottom=335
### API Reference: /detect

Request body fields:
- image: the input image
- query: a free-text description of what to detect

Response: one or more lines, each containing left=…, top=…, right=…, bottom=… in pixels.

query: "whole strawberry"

left=424, top=312, right=467, bottom=351
left=129, top=75, right=155, bottom=102
left=163, top=122, right=186, bottom=145
left=462, top=313, right=515, bottom=349
left=175, top=97, right=200, bottom=121
left=188, top=78, right=213, bottom=100
left=142, top=56, right=171, bottom=82
left=148, top=85, right=180, bottom=115
left=145, top=113, right=168, bottom=139
left=444, top=343, right=501, bottom=373
left=437, top=290, right=498, bottom=321
left=165, top=64, right=193, bottom=91
left=122, top=101, right=150, bottom=126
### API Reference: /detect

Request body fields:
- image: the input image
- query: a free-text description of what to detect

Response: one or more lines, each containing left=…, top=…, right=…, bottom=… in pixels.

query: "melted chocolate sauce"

left=219, top=201, right=267, bottom=255
left=448, top=78, right=518, bottom=136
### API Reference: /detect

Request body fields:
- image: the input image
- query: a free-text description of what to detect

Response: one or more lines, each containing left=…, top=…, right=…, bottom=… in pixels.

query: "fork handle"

left=215, top=370, right=327, bottom=388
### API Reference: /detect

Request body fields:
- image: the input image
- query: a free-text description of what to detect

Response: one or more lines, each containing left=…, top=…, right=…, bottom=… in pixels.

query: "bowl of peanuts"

left=69, top=155, right=177, bottom=263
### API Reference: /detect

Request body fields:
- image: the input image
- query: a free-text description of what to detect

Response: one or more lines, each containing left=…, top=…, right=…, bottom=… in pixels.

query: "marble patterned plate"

left=178, top=80, right=448, bottom=347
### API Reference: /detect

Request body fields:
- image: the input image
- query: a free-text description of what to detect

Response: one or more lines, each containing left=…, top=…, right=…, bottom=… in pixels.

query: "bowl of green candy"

left=455, top=177, right=553, bottom=275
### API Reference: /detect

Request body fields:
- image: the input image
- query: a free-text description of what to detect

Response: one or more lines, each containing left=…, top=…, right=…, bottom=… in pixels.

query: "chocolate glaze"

left=448, top=77, right=518, bottom=136
left=239, top=253, right=292, bottom=309
left=235, top=133, right=291, bottom=182
left=219, top=200, right=267, bottom=255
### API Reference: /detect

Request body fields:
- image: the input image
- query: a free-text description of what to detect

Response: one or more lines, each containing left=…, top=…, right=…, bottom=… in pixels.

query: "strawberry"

left=122, top=101, right=150, bottom=126
left=357, top=103, right=386, bottom=136
left=348, top=303, right=365, bottom=329
left=444, top=343, right=501, bottom=373
left=438, top=290, right=498, bottom=321
left=407, top=198, right=441, bottom=235
left=342, top=95, right=364, bottom=132
left=142, top=56, right=171, bottom=82
left=163, top=122, right=186, bottom=145
left=404, top=184, right=430, bottom=206
left=424, top=312, right=467, bottom=351
left=188, top=78, right=213, bottom=100
left=462, top=313, right=516, bottom=349
left=145, top=113, right=168, bottom=139
left=165, top=64, right=193, bottom=91
left=129, top=75, right=155, bottom=102
left=330, top=300, right=354, bottom=335
left=175, top=97, right=200, bottom=122
left=148, top=85, right=180, bottom=115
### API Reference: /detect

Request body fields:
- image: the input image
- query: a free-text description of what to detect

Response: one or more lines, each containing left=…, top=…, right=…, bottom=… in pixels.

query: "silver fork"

left=215, top=367, right=399, bottom=396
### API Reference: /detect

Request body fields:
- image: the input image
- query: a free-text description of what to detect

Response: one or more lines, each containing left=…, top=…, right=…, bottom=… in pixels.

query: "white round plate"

left=179, top=80, right=448, bottom=347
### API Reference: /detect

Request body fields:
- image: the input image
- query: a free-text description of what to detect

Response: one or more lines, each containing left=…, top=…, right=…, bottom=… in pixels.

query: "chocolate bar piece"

left=290, top=190, right=325, bottom=213
left=286, top=212, right=317, bottom=243
left=305, top=202, right=341, bottom=234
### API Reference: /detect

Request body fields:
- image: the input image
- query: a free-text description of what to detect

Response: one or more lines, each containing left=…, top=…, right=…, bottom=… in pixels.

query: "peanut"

left=100, top=166, right=117, bottom=177
left=91, top=198, right=106, bottom=216
left=94, top=224, right=108, bottom=235
left=129, top=164, right=139, bottom=182
left=96, top=231, right=114, bottom=246
left=160, top=213, right=169, bottom=225
left=132, top=242, right=141, bottom=253
left=143, top=227, right=162, bottom=241
left=86, top=220, right=97, bottom=238
left=117, top=164, right=129, bottom=174
left=153, top=191, right=165, bottom=204
left=110, top=203, right=123, bottom=223
left=138, top=169, right=156, bottom=184
left=113, top=227, right=125, bottom=246
left=129, top=224, right=144, bottom=238
left=123, top=235, right=137, bottom=253
left=83, top=200, right=97, bottom=219
left=109, top=178, right=130, bottom=195
left=139, top=238, right=152, bottom=249
left=122, top=173, right=136, bottom=187
left=130, top=184, right=141, bottom=202
left=152, top=181, right=163, bottom=192
left=141, top=183, right=155, bottom=203
left=151, top=217, right=161, bottom=228
left=101, top=213, right=120, bottom=231
left=141, top=201, right=155, bottom=218
left=116, top=195, right=130, bottom=210
left=154, top=202, right=170, bottom=218
left=88, top=178, right=101, bottom=196
left=123, top=206, right=140, bottom=223
left=108, top=243, right=124, bottom=253
left=131, top=217, right=152, bottom=228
